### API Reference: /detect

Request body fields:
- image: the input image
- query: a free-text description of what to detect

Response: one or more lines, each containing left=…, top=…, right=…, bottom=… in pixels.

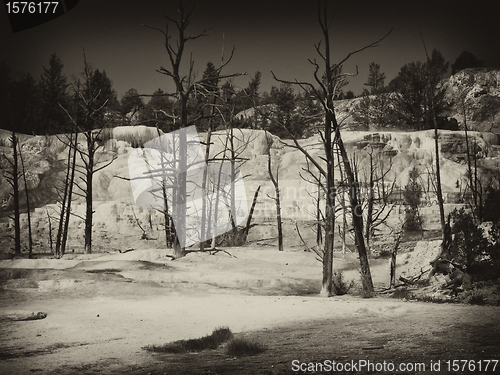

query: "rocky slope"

left=1, top=125, right=500, bottom=253
left=443, top=68, right=500, bottom=132
left=328, top=68, right=500, bottom=131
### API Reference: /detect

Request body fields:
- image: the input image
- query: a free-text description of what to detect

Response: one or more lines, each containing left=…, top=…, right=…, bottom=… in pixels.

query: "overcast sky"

left=1, top=0, right=499, bottom=100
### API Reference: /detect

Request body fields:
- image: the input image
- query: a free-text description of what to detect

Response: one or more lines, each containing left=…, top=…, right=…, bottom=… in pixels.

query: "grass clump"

left=225, top=338, right=266, bottom=357
left=416, top=294, right=450, bottom=304
left=143, top=326, right=233, bottom=353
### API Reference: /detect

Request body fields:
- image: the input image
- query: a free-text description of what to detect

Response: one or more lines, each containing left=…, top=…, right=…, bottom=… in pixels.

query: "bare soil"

left=0, top=248, right=499, bottom=374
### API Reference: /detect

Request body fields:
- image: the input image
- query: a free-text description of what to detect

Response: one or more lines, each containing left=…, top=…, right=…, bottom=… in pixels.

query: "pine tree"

left=120, top=88, right=144, bottom=119
left=451, top=51, right=484, bottom=75
left=40, top=53, right=69, bottom=133
left=364, top=62, right=386, bottom=94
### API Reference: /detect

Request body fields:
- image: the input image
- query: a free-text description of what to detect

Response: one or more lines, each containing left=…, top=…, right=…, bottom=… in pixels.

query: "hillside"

left=1, top=125, right=499, bottom=254
left=327, top=68, right=500, bottom=131
left=443, top=68, right=500, bottom=132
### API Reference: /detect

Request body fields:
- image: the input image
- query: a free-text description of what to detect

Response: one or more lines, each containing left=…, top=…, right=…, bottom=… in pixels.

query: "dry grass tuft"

left=143, top=327, right=233, bottom=353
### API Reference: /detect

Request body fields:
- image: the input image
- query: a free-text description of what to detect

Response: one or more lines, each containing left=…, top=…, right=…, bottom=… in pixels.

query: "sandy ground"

left=0, top=248, right=499, bottom=374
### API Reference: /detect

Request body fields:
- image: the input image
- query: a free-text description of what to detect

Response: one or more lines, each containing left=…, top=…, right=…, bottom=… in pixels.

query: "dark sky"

left=1, top=0, right=499, bottom=100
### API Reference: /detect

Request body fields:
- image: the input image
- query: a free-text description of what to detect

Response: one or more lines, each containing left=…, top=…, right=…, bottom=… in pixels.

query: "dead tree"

left=358, top=147, right=396, bottom=252
left=272, top=1, right=391, bottom=296
left=143, top=2, right=207, bottom=257
left=265, top=131, right=283, bottom=251
left=209, top=126, right=253, bottom=247
left=17, top=141, right=32, bottom=258
left=60, top=133, right=78, bottom=255
left=53, top=132, right=78, bottom=258
left=144, top=2, right=243, bottom=257
left=457, top=88, right=484, bottom=221
left=3, top=132, right=22, bottom=256
left=390, top=231, right=401, bottom=288
left=199, top=51, right=243, bottom=251
left=53, top=134, right=72, bottom=257
left=60, top=54, right=117, bottom=254
left=421, top=38, right=446, bottom=252
left=244, top=186, right=261, bottom=236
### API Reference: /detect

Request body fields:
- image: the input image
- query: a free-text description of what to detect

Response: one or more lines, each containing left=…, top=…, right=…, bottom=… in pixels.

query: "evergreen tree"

left=451, top=51, right=484, bottom=75
left=389, top=61, right=427, bottom=129
left=344, top=90, right=355, bottom=99
left=40, top=53, right=69, bottom=133
left=200, top=62, right=219, bottom=93
left=0, top=61, right=13, bottom=131
left=140, top=88, right=175, bottom=132
left=267, top=83, right=299, bottom=138
left=236, top=71, right=262, bottom=112
left=424, top=49, right=450, bottom=129
left=72, top=65, right=118, bottom=129
left=9, top=73, right=41, bottom=134
left=403, top=166, right=423, bottom=231
left=120, top=88, right=144, bottom=118
left=364, top=62, right=386, bottom=94
left=389, top=50, right=449, bottom=130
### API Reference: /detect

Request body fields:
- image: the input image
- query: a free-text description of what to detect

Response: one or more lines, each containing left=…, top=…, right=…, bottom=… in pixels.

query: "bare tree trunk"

left=336, top=150, right=347, bottom=256
left=432, top=119, right=446, bottom=236
left=229, top=125, right=237, bottom=231
left=461, top=94, right=476, bottom=218
left=55, top=134, right=73, bottom=258
left=162, top=179, right=172, bottom=248
left=173, top=97, right=188, bottom=259
left=335, top=131, right=374, bottom=297
left=266, top=132, right=283, bottom=251
left=61, top=134, right=78, bottom=255
left=17, top=141, right=32, bottom=258
left=84, top=134, right=94, bottom=254
left=46, top=208, right=53, bottom=253
left=199, top=116, right=213, bottom=252
left=390, top=233, right=401, bottom=288
left=316, top=182, right=323, bottom=248
left=245, top=186, right=261, bottom=236
left=365, top=152, right=375, bottom=253
left=9, top=132, right=21, bottom=256
left=320, top=103, right=336, bottom=297
left=474, top=143, right=483, bottom=221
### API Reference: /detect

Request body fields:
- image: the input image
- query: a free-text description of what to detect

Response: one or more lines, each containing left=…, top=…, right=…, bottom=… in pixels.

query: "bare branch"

left=336, top=28, right=393, bottom=68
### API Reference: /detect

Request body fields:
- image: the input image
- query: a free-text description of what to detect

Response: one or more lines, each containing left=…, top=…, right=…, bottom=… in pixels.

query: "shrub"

left=451, top=208, right=489, bottom=273
left=403, top=167, right=423, bottom=232
left=391, top=287, right=413, bottom=300
left=417, top=294, right=450, bottom=304
left=482, top=186, right=500, bottom=223
left=143, top=326, right=233, bottom=353
left=377, top=248, right=393, bottom=258
left=333, top=271, right=354, bottom=295
left=437, top=116, right=459, bottom=130
left=468, top=291, right=486, bottom=305
left=226, top=338, right=266, bottom=357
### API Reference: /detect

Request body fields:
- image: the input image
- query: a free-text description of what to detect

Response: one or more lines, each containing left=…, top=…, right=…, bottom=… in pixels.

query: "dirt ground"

left=0, top=248, right=499, bottom=374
